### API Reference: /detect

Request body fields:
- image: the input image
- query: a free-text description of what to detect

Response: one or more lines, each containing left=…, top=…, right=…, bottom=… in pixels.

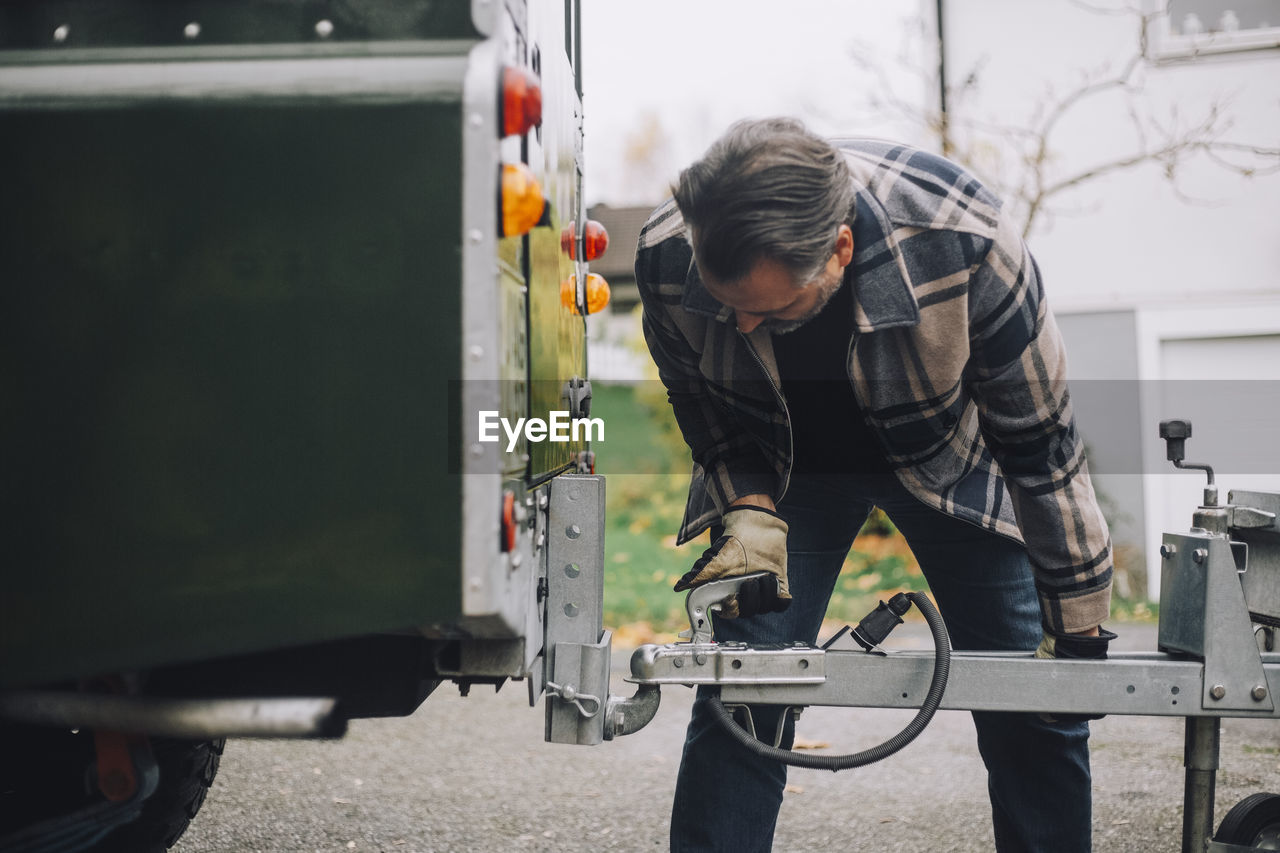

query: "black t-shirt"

left=771, top=278, right=893, bottom=475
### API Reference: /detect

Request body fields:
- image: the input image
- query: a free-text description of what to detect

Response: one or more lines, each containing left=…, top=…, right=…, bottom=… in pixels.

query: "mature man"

left=635, top=118, right=1115, bottom=852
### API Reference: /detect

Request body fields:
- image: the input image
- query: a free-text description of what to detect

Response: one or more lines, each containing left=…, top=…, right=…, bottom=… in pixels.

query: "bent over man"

left=635, top=118, right=1115, bottom=853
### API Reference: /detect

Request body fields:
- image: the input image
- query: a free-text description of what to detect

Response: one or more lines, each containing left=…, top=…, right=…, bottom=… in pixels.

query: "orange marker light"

left=560, top=273, right=612, bottom=315
left=502, top=67, right=543, bottom=137
left=500, top=164, right=546, bottom=237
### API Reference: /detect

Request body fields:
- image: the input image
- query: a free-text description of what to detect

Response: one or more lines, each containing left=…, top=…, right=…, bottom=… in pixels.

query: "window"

left=1153, top=0, right=1280, bottom=58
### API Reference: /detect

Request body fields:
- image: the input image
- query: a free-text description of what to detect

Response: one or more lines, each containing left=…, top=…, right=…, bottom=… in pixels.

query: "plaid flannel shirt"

left=635, top=139, right=1112, bottom=632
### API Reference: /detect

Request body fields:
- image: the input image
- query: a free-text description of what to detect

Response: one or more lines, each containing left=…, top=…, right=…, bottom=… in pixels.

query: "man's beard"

left=764, top=269, right=845, bottom=335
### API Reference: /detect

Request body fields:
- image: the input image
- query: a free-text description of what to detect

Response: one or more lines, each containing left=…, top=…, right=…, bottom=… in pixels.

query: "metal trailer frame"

left=614, top=463, right=1280, bottom=852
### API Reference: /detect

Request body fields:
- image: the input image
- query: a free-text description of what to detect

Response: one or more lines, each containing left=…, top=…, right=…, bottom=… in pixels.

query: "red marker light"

left=502, top=67, right=543, bottom=137
left=581, top=220, right=609, bottom=262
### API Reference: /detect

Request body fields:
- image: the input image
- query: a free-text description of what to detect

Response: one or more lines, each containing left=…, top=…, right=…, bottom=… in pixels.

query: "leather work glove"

left=673, top=505, right=791, bottom=619
left=1035, top=626, right=1118, bottom=723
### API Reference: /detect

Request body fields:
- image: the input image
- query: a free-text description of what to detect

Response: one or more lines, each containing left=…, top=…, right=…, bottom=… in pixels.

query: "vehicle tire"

left=1215, top=793, right=1280, bottom=850
left=0, top=726, right=223, bottom=853
left=95, top=737, right=225, bottom=853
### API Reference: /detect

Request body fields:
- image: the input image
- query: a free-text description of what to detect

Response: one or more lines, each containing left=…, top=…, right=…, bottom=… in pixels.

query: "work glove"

left=1035, top=625, right=1118, bottom=723
left=673, top=505, right=790, bottom=619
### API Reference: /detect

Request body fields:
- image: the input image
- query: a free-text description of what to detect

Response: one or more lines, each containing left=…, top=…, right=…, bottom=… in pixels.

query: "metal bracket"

left=1198, top=537, right=1274, bottom=712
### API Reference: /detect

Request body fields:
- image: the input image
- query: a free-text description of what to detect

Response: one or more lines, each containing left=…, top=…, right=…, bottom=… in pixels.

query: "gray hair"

left=673, top=118, right=855, bottom=286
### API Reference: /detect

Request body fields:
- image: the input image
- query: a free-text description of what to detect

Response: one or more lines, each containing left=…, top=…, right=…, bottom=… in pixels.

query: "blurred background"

left=575, top=0, right=1280, bottom=639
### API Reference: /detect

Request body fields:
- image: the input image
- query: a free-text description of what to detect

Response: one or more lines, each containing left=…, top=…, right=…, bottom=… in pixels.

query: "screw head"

left=1210, top=684, right=1226, bottom=700
left=1253, top=685, right=1268, bottom=701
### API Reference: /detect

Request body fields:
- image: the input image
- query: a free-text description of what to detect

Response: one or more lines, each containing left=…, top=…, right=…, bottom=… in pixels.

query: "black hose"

left=707, top=590, right=950, bottom=771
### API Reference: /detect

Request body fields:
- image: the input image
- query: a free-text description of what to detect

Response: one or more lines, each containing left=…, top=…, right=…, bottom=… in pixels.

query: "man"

left=634, top=118, right=1115, bottom=853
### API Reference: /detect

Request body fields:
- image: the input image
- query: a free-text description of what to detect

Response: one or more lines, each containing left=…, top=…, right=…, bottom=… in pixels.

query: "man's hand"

left=673, top=505, right=790, bottom=618
left=1036, top=625, right=1117, bottom=723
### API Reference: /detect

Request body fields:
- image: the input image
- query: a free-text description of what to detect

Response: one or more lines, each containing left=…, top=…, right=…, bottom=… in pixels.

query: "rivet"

left=468, top=112, right=484, bottom=128
left=694, top=654, right=707, bottom=666
left=315, top=19, right=335, bottom=38
left=1210, top=684, right=1226, bottom=700
left=1253, top=685, right=1268, bottom=701
left=53, top=24, right=70, bottom=43
left=564, top=603, right=579, bottom=617
left=566, top=524, right=581, bottom=539
left=672, top=657, right=684, bottom=668
left=468, top=229, right=483, bottom=245
left=564, top=563, right=581, bottom=578
left=469, top=579, right=482, bottom=591
left=468, top=345, right=484, bottom=361
left=469, top=444, right=484, bottom=458
left=183, top=22, right=201, bottom=40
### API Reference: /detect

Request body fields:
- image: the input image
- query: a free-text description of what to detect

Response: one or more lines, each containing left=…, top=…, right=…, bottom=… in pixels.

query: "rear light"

left=558, top=220, right=610, bottom=261
left=500, top=164, right=547, bottom=237
left=501, top=490, right=517, bottom=553
left=502, top=67, right=542, bottom=137
left=581, top=220, right=609, bottom=261
left=560, top=273, right=612, bottom=315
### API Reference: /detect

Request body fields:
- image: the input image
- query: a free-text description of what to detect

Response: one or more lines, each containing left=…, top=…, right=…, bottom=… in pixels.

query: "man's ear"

left=834, top=223, right=854, bottom=269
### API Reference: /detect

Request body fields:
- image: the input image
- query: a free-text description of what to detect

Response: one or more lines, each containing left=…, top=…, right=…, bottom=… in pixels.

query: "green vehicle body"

left=0, top=0, right=597, bottom=711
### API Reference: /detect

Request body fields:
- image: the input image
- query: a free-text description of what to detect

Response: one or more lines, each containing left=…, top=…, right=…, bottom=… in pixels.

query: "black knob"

left=1159, top=419, right=1191, bottom=462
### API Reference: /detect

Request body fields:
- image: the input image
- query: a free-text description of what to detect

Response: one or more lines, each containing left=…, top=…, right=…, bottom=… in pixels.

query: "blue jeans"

left=669, top=474, right=1092, bottom=853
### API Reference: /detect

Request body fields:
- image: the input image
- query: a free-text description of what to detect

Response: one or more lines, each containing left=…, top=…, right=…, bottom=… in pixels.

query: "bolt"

left=1210, top=684, right=1226, bottom=700
left=564, top=603, right=579, bottom=617
left=315, top=19, right=335, bottom=38
left=694, top=654, right=707, bottom=666
left=1253, top=685, right=1269, bottom=701
left=564, top=563, right=581, bottom=578
left=1160, top=544, right=1177, bottom=559
left=566, top=524, right=581, bottom=539
left=672, top=657, right=684, bottom=668
left=183, top=22, right=201, bottom=39
left=1193, top=548, right=1209, bottom=564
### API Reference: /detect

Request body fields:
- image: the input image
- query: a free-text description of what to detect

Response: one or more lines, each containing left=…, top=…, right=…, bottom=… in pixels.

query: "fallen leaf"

left=880, top=818, right=897, bottom=824
left=346, top=843, right=356, bottom=849
left=784, top=784, right=805, bottom=794
left=792, top=737, right=831, bottom=750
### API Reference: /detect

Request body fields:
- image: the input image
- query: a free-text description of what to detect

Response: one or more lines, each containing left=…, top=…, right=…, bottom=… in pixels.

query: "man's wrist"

left=730, top=494, right=776, bottom=512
